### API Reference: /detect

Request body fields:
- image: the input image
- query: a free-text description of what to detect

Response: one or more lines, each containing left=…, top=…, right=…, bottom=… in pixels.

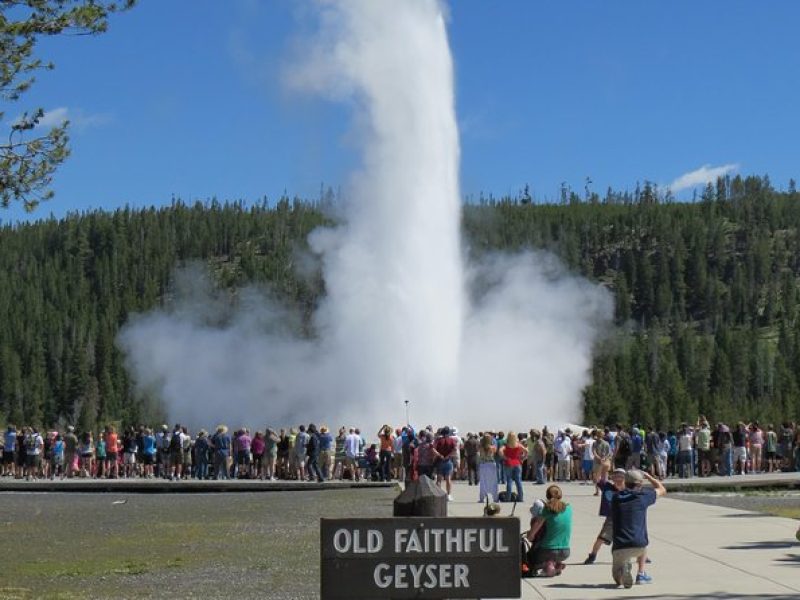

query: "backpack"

left=498, top=491, right=518, bottom=503
left=617, top=435, right=631, bottom=455
left=169, top=433, right=182, bottom=453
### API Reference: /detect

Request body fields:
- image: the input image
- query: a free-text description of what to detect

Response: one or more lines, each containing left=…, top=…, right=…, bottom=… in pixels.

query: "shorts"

left=612, top=547, right=647, bottom=580
left=171, top=452, right=183, bottom=465
left=124, top=452, right=137, bottom=465
left=437, top=459, right=454, bottom=477
left=598, top=517, right=613, bottom=545
left=393, top=454, right=403, bottom=469
left=2, top=452, right=14, bottom=464
left=26, top=454, right=42, bottom=468
left=582, top=459, right=593, bottom=475
left=733, top=447, right=747, bottom=463
left=344, top=456, right=358, bottom=468
left=237, top=453, right=251, bottom=466
left=766, top=450, right=776, bottom=460
left=144, top=453, right=155, bottom=465
left=106, top=452, right=118, bottom=462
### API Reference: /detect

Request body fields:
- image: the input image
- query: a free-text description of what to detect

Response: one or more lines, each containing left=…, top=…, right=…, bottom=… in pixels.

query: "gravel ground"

left=671, top=490, right=800, bottom=519
left=0, top=489, right=396, bottom=599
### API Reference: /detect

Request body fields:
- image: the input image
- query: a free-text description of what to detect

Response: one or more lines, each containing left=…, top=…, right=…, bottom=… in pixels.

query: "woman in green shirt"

left=525, top=484, right=572, bottom=577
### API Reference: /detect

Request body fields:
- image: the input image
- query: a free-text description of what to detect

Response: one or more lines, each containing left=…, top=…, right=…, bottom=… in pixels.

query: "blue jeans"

left=504, top=465, right=523, bottom=501
left=722, top=447, right=733, bottom=476
left=196, top=460, right=208, bottom=480
left=496, top=457, right=506, bottom=483
left=535, top=459, right=546, bottom=484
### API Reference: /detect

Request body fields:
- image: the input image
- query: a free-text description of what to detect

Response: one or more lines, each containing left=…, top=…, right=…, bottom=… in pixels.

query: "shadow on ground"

left=722, top=541, right=797, bottom=550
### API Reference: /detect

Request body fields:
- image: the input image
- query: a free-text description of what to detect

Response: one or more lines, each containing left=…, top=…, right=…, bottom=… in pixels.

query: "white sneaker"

left=447, top=495, right=454, bottom=502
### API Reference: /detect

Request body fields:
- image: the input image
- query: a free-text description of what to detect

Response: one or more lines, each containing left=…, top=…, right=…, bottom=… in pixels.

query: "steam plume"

left=119, top=0, right=612, bottom=432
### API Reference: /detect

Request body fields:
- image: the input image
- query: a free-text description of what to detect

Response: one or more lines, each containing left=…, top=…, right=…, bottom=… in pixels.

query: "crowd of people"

left=1, top=418, right=799, bottom=489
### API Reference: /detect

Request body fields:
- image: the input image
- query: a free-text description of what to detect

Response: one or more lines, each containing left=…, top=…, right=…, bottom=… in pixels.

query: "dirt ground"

left=0, top=488, right=396, bottom=599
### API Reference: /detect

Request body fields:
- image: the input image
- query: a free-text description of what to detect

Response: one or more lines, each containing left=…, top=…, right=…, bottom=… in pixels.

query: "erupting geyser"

left=119, top=0, right=612, bottom=432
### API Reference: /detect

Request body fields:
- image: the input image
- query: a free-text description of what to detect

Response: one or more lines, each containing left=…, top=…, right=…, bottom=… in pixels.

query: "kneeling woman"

left=525, top=484, right=572, bottom=577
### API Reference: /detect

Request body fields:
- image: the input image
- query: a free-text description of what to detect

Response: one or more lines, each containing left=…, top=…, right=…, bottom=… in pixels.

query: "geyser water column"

left=295, top=0, right=465, bottom=424
left=119, top=1, right=612, bottom=432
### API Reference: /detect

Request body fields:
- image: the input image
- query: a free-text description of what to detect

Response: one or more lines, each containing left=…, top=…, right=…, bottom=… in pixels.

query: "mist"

left=118, top=0, right=612, bottom=433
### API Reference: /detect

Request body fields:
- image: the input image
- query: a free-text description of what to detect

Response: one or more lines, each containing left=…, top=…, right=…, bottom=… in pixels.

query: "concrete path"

left=446, top=478, right=800, bottom=600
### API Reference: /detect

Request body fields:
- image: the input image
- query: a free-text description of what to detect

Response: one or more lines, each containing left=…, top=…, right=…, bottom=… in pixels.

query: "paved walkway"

left=446, top=477, right=800, bottom=600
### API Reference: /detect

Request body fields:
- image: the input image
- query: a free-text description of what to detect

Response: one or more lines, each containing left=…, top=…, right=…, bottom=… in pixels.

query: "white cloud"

left=22, top=106, right=114, bottom=131
left=669, top=163, right=739, bottom=193
left=37, top=106, right=70, bottom=128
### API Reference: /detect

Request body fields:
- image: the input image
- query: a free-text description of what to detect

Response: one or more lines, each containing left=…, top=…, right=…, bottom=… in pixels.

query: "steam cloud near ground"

left=118, top=1, right=612, bottom=434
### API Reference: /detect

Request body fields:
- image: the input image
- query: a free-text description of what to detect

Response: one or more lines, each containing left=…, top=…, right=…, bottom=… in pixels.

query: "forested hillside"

left=2, top=175, right=799, bottom=430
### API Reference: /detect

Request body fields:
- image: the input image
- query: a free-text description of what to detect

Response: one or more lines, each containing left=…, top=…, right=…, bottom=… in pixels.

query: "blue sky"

left=3, top=0, right=799, bottom=223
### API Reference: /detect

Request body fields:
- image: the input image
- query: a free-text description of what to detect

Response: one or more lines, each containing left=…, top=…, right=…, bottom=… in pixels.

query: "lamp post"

left=404, top=399, right=410, bottom=425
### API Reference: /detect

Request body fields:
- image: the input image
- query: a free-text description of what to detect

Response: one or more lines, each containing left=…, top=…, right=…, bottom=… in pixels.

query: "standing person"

left=628, top=427, right=643, bottom=470
left=732, top=423, right=748, bottom=475
left=581, top=430, right=595, bottom=484
left=555, top=431, right=572, bottom=482
left=105, top=426, right=119, bottom=479
left=656, top=432, right=668, bottom=480
left=666, top=431, right=678, bottom=478
left=2, top=425, right=17, bottom=477
left=142, top=428, right=156, bottom=478
left=477, top=434, right=498, bottom=502
left=24, top=427, right=44, bottom=481
left=94, top=431, right=106, bottom=479
left=63, top=425, right=78, bottom=478
left=610, top=469, right=666, bottom=588
left=525, top=485, right=572, bottom=577
left=377, top=425, right=394, bottom=482
left=765, top=424, right=778, bottom=472
left=464, top=433, right=479, bottom=486
left=344, top=428, right=361, bottom=482
left=293, top=425, right=309, bottom=482
left=264, top=428, right=279, bottom=480
left=181, top=427, right=193, bottom=479
left=79, top=431, right=94, bottom=478
left=276, top=429, right=290, bottom=479
left=392, top=428, right=405, bottom=481
left=211, top=425, right=231, bottom=480
left=645, top=427, right=660, bottom=479
left=695, top=418, right=712, bottom=477
left=434, top=427, right=457, bottom=501
left=251, top=431, right=265, bottom=480
left=592, top=431, right=612, bottom=493
left=123, top=429, right=138, bottom=478
left=333, top=427, right=347, bottom=480
left=318, top=426, right=334, bottom=480
left=779, top=422, right=795, bottom=471
left=168, top=425, right=184, bottom=481
left=194, top=430, right=210, bottom=480
left=51, top=433, right=65, bottom=479
left=584, top=468, right=626, bottom=564
left=450, top=428, right=463, bottom=482
left=717, top=423, right=734, bottom=476
left=542, top=427, right=555, bottom=482
left=500, top=431, right=526, bottom=502
left=235, top=428, right=251, bottom=479
left=748, top=422, right=764, bottom=474
left=676, top=425, right=694, bottom=479
left=531, top=430, right=547, bottom=485
left=494, top=431, right=507, bottom=485
left=306, top=424, right=324, bottom=483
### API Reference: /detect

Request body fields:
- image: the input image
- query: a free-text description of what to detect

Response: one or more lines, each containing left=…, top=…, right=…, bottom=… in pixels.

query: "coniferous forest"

left=2, top=175, right=800, bottom=431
